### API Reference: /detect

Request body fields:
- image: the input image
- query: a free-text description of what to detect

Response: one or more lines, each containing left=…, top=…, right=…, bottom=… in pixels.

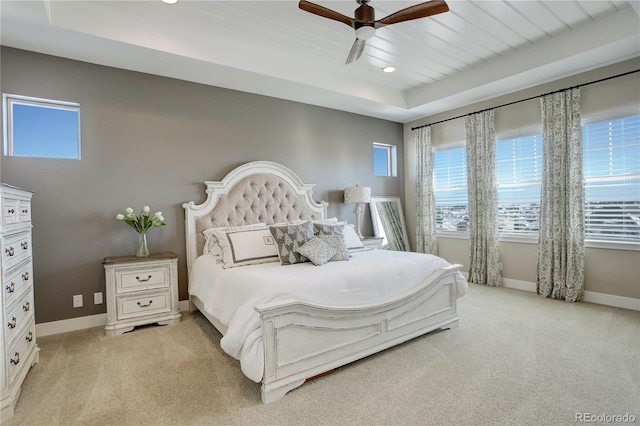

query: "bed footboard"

left=255, top=264, right=463, bottom=403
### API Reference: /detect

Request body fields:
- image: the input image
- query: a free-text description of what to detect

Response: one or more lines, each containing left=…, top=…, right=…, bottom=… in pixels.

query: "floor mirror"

left=369, top=196, right=410, bottom=251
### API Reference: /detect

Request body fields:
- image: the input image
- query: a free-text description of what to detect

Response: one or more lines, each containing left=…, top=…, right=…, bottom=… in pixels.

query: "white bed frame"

left=183, top=161, right=463, bottom=403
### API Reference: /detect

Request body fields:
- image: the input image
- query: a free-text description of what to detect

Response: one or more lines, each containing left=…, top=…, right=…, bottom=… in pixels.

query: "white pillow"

left=203, top=223, right=267, bottom=256
left=289, top=217, right=338, bottom=225
left=212, top=228, right=279, bottom=268
left=343, top=223, right=364, bottom=249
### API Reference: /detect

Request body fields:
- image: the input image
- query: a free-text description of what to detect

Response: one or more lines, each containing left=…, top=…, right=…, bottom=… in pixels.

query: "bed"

left=183, top=161, right=467, bottom=403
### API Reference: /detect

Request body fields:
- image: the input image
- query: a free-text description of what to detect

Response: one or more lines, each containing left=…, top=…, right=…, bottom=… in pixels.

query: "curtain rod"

left=410, top=68, right=640, bottom=131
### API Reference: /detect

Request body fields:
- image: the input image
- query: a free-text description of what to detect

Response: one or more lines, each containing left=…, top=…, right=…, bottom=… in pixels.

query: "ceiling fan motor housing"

left=354, top=1, right=376, bottom=39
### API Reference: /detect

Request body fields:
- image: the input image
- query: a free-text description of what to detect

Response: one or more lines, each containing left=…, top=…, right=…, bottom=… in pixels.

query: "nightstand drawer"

left=117, top=266, right=169, bottom=293
left=117, top=291, right=171, bottom=320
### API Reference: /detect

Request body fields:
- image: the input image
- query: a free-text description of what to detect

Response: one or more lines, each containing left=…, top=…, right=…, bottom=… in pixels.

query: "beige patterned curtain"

left=465, top=111, right=502, bottom=287
left=537, top=88, right=585, bottom=302
left=415, top=126, right=438, bottom=255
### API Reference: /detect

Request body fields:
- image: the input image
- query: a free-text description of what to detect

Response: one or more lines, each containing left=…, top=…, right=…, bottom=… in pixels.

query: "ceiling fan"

left=299, top=0, right=449, bottom=64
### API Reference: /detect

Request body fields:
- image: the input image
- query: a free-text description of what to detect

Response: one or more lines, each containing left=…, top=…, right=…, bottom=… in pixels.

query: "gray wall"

left=0, top=47, right=404, bottom=323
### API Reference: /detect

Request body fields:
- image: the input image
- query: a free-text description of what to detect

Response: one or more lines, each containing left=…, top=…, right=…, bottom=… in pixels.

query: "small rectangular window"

left=373, top=142, right=397, bottom=177
left=3, top=94, right=81, bottom=159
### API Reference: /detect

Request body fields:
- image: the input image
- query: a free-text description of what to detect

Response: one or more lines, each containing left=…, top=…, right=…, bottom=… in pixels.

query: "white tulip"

left=116, top=214, right=125, bottom=220
left=154, top=211, right=163, bottom=218
left=142, top=206, right=150, bottom=214
left=125, top=207, right=134, bottom=214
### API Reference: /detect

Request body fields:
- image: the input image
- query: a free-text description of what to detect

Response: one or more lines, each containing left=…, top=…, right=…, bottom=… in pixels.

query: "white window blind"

left=496, top=134, right=542, bottom=235
left=433, top=147, right=468, bottom=232
left=583, top=115, right=640, bottom=243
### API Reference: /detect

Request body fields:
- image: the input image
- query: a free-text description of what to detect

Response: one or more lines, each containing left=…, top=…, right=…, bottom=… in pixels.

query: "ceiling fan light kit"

left=299, top=0, right=449, bottom=65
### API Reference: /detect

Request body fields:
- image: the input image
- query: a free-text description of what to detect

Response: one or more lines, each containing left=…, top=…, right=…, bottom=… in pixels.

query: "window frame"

left=581, top=111, right=639, bottom=251
left=433, top=144, right=469, bottom=238
left=3, top=93, right=81, bottom=159
left=373, top=142, right=397, bottom=177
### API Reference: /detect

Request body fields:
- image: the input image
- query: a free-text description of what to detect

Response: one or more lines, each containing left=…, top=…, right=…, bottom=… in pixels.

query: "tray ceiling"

left=1, top=0, right=639, bottom=122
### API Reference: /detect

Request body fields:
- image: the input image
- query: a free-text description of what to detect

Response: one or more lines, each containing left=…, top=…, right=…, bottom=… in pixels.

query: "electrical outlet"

left=94, top=292, right=103, bottom=305
left=73, top=294, right=83, bottom=308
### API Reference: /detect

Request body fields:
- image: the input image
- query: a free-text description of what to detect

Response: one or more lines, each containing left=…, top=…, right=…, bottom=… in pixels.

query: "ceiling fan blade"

left=299, top=0, right=355, bottom=28
left=375, top=0, right=449, bottom=28
left=346, top=38, right=366, bottom=64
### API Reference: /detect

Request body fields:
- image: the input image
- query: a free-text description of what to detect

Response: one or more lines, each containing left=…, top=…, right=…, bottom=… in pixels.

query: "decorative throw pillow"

left=343, top=224, right=364, bottom=250
left=269, top=221, right=315, bottom=265
left=203, top=223, right=267, bottom=256
left=313, top=222, right=345, bottom=236
left=297, top=237, right=337, bottom=266
left=317, top=234, right=350, bottom=262
left=212, top=228, right=279, bottom=268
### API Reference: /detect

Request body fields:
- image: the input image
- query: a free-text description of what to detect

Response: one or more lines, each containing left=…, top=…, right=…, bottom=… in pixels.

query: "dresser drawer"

left=7, top=321, right=36, bottom=385
left=3, top=261, right=32, bottom=309
left=19, top=200, right=31, bottom=222
left=2, top=198, right=19, bottom=225
left=5, top=290, right=34, bottom=347
left=116, top=266, right=169, bottom=293
left=117, top=291, right=171, bottom=320
left=2, top=231, right=31, bottom=270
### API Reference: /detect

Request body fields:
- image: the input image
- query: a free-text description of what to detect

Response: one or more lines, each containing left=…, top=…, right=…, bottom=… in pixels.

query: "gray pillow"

left=313, top=222, right=344, bottom=236
left=297, top=237, right=337, bottom=266
left=269, top=221, right=315, bottom=265
left=318, top=234, right=350, bottom=262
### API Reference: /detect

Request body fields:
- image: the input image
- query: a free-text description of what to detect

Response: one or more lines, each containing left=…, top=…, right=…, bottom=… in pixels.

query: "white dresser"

left=103, top=252, right=181, bottom=336
left=0, top=184, right=38, bottom=423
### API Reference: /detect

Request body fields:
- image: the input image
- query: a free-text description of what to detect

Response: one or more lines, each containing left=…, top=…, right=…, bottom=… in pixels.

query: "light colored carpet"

left=5, top=284, right=639, bottom=426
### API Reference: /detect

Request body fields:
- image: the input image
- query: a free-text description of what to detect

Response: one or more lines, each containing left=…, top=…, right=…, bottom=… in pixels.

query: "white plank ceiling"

left=1, top=0, right=639, bottom=122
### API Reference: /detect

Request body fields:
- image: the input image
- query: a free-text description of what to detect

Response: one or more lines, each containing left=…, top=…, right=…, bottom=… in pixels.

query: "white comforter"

left=189, top=249, right=468, bottom=382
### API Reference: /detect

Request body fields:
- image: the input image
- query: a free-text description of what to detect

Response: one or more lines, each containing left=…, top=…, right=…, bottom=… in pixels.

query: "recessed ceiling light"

left=162, top=0, right=178, bottom=4
left=382, top=66, right=396, bottom=73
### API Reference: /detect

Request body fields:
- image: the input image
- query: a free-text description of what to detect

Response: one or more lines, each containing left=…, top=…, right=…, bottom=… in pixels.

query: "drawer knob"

left=26, top=332, right=33, bottom=342
left=7, top=208, right=15, bottom=214
left=22, top=208, right=28, bottom=214
left=137, top=300, right=153, bottom=308
left=6, top=282, right=15, bottom=293
left=8, top=316, right=17, bottom=329
left=23, top=301, right=30, bottom=312
left=22, top=272, right=29, bottom=281
left=10, top=352, right=20, bottom=366
left=21, top=241, right=28, bottom=250
left=136, top=275, right=152, bottom=282
left=5, top=247, right=14, bottom=257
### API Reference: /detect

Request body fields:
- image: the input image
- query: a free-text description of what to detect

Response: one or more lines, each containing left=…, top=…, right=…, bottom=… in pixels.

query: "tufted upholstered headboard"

left=183, top=161, right=328, bottom=276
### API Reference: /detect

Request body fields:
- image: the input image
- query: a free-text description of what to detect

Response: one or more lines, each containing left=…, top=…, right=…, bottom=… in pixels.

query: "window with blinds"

left=433, top=147, right=468, bottom=232
left=496, top=134, right=542, bottom=236
left=583, top=115, right=640, bottom=243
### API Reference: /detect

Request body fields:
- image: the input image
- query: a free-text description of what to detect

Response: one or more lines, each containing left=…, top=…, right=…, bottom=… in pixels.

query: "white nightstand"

left=361, top=236, right=384, bottom=249
left=103, top=252, right=181, bottom=336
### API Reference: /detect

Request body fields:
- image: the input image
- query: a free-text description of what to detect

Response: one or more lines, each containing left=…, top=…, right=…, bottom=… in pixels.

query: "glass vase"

left=136, top=232, right=150, bottom=257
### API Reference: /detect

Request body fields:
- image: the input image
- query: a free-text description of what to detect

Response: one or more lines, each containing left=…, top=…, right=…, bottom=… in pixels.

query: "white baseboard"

left=502, top=278, right=639, bottom=311
left=35, top=300, right=192, bottom=337
left=36, top=313, right=108, bottom=337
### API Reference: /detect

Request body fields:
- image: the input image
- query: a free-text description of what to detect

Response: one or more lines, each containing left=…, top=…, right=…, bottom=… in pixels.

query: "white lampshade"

left=344, top=185, right=371, bottom=204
